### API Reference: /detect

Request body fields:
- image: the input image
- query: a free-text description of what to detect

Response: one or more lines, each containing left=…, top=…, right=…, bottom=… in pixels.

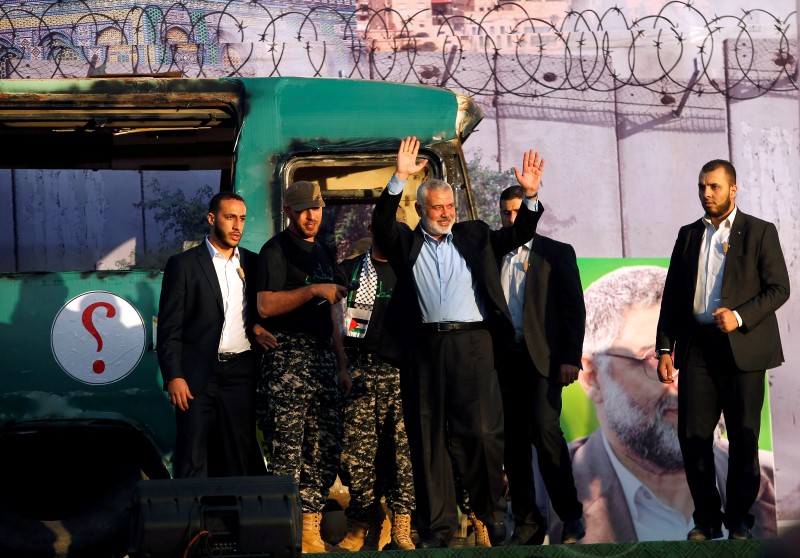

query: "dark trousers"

left=400, top=328, right=506, bottom=543
left=173, top=351, right=264, bottom=478
left=678, top=326, right=765, bottom=530
left=497, top=346, right=582, bottom=526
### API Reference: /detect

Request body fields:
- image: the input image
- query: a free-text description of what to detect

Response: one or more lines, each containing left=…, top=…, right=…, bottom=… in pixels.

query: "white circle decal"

left=51, top=291, right=146, bottom=385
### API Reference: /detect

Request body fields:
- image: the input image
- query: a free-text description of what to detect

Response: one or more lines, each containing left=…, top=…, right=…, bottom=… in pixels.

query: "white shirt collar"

left=701, top=205, right=738, bottom=230
left=506, top=237, right=533, bottom=258
left=205, top=236, right=240, bottom=261
left=600, top=431, right=694, bottom=541
left=600, top=430, right=646, bottom=521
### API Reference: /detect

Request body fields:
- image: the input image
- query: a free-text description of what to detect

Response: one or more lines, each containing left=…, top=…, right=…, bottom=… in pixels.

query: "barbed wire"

left=0, top=1, right=795, bottom=101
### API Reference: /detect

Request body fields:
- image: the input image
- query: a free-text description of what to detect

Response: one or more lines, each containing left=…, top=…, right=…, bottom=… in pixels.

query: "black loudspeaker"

left=129, top=476, right=301, bottom=558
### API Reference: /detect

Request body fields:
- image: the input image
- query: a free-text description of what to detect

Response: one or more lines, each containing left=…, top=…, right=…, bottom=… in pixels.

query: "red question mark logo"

left=81, top=302, right=117, bottom=374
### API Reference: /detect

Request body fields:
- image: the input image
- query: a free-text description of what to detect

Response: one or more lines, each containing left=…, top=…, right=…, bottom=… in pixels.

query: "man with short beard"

left=371, top=137, right=544, bottom=549
left=255, top=181, right=351, bottom=553
left=157, top=192, right=267, bottom=479
left=657, top=159, right=789, bottom=541
left=552, top=265, right=777, bottom=543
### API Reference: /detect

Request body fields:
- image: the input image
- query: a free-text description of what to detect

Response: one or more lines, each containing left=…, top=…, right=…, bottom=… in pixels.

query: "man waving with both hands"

left=371, top=136, right=545, bottom=549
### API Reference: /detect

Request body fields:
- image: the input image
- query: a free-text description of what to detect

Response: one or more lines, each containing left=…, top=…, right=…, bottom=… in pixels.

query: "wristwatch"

left=657, top=349, right=671, bottom=356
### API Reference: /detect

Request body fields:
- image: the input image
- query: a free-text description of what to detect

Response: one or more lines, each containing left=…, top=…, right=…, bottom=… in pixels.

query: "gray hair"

left=417, top=179, right=453, bottom=205
left=583, top=266, right=667, bottom=355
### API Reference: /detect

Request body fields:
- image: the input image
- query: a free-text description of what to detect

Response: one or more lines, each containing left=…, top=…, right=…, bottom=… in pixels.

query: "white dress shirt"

left=693, top=206, right=742, bottom=326
left=601, top=432, right=693, bottom=541
left=206, top=237, right=250, bottom=354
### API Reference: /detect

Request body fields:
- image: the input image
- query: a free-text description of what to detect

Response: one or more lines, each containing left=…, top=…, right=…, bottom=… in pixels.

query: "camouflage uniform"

left=336, top=250, right=415, bottom=522
left=255, top=227, right=343, bottom=514
left=340, top=349, right=415, bottom=521
left=256, top=331, right=343, bottom=513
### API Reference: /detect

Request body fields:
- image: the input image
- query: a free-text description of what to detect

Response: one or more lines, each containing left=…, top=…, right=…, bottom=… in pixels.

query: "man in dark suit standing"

left=371, top=137, right=544, bottom=548
left=495, top=185, right=586, bottom=545
left=656, top=159, right=790, bottom=541
left=157, top=192, right=266, bottom=479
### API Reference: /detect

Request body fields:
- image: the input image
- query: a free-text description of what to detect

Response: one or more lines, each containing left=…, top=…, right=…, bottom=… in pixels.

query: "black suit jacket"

left=157, top=242, right=259, bottom=393
left=500, top=234, right=585, bottom=377
left=656, top=210, right=790, bottom=371
left=371, top=187, right=542, bottom=365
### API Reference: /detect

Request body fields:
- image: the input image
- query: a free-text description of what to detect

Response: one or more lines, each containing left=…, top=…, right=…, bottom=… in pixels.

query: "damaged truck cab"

left=0, top=76, right=482, bottom=556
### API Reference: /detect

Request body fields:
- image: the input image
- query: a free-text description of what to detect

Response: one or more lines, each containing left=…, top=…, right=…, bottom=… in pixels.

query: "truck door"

left=0, top=77, right=241, bottom=557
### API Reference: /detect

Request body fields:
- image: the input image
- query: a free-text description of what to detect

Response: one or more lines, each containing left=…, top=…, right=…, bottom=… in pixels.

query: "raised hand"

left=513, top=149, right=545, bottom=198
left=395, top=136, right=428, bottom=180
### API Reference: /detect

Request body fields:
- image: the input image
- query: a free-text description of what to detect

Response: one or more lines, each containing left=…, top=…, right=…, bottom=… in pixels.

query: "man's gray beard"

left=421, top=215, right=453, bottom=237
left=602, top=372, right=685, bottom=472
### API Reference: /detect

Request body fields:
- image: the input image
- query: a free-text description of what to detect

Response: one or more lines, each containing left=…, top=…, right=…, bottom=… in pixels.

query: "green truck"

left=0, top=75, right=482, bottom=556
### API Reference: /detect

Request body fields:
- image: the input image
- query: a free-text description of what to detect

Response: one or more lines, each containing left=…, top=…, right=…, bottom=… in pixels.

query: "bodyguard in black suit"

left=656, top=160, right=790, bottom=541
left=371, top=137, right=544, bottom=548
left=495, top=185, right=585, bottom=545
left=157, top=192, right=266, bottom=478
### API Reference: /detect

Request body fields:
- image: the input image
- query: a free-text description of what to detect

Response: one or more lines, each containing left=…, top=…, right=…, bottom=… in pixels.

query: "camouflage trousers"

left=340, top=348, right=415, bottom=521
left=256, top=331, right=343, bottom=513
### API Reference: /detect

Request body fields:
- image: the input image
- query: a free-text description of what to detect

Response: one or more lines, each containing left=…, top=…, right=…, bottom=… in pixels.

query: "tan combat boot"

left=302, top=512, right=347, bottom=553
left=361, top=507, right=391, bottom=551
left=389, top=513, right=415, bottom=550
left=337, top=519, right=369, bottom=551
left=468, top=513, right=491, bottom=547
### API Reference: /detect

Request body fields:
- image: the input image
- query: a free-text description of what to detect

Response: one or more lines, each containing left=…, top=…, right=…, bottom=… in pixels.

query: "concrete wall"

left=463, top=34, right=800, bottom=521
left=729, top=83, right=800, bottom=520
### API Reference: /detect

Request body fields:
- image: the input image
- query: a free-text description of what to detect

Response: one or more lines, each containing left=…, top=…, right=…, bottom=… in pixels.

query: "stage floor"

left=331, top=539, right=770, bottom=557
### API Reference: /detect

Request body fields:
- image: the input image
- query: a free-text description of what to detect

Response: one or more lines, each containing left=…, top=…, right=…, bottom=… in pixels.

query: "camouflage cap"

left=285, top=181, right=325, bottom=211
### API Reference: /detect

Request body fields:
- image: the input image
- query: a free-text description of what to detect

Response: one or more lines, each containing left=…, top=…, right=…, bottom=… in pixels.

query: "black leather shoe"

left=687, top=524, right=724, bottom=541
left=416, top=536, right=448, bottom=549
left=727, top=521, right=754, bottom=540
left=510, top=522, right=546, bottom=546
left=488, top=522, right=508, bottom=546
left=561, top=517, right=586, bottom=544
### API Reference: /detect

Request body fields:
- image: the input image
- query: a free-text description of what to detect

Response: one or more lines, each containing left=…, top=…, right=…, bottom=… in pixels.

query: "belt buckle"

left=218, top=352, right=236, bottom=361
left=436, top=322, right=450, bottom=332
